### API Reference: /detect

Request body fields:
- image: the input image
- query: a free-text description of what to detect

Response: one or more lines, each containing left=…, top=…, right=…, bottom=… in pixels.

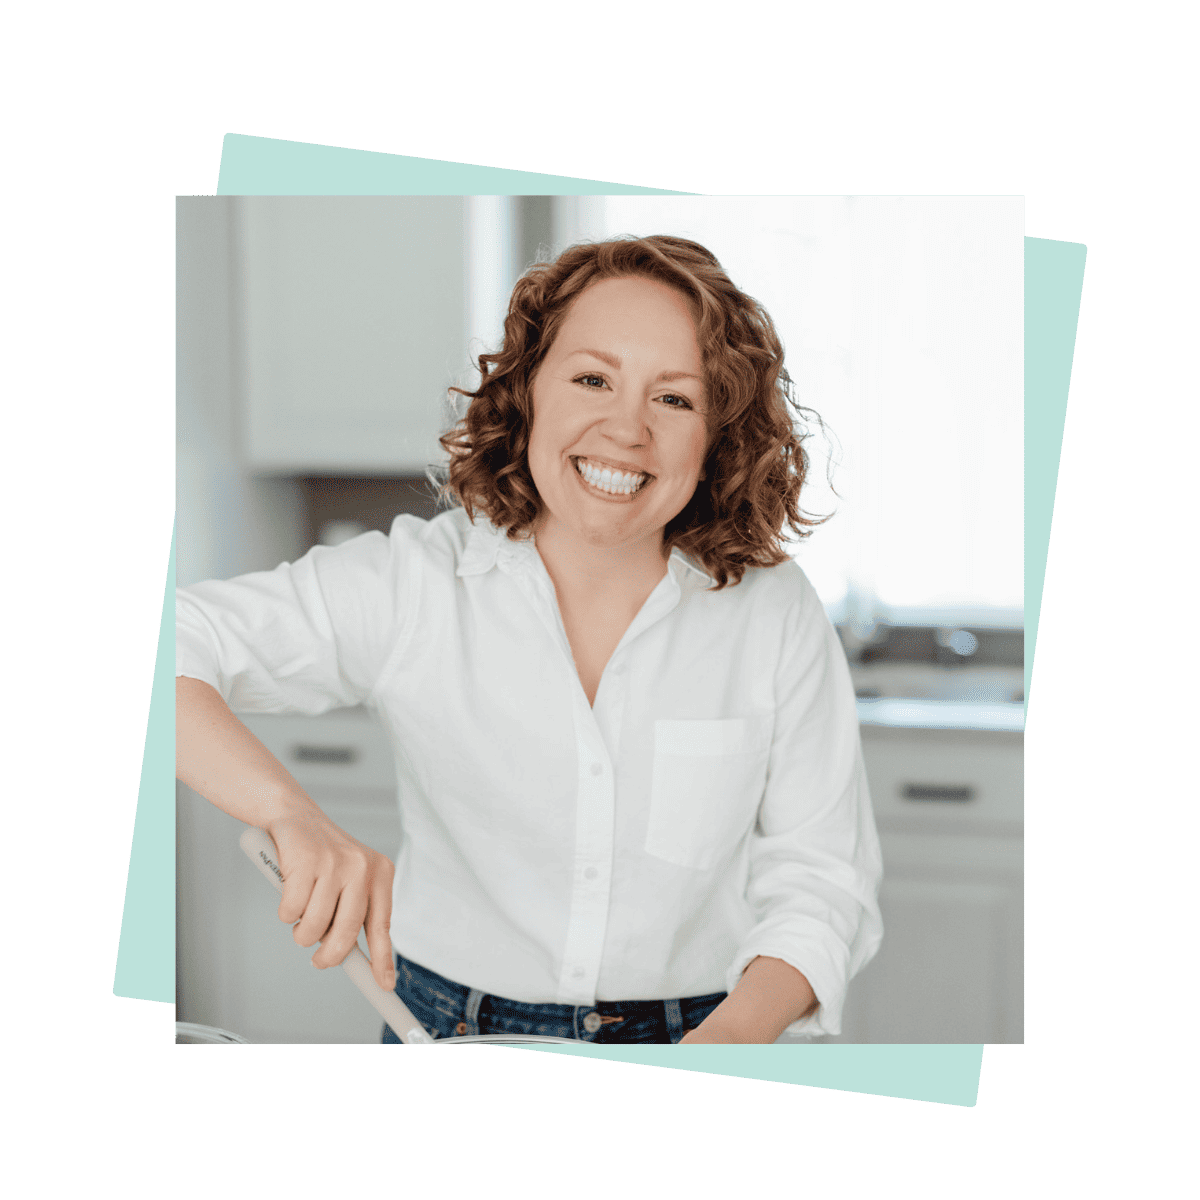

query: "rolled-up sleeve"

left=176, top=526, right=410, bottom=716
left=725, top=582, right=884, bottom=1038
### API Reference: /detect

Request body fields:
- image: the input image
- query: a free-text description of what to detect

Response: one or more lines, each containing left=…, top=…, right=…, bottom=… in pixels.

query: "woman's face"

left=527, top=275, right=709, bottom=556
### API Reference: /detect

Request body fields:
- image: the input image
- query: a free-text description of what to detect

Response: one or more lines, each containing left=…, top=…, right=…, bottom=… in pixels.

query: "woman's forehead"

left=553, top=276, right=703, bottom=360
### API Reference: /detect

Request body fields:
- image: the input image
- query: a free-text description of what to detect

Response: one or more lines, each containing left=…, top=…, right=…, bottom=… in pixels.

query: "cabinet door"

left=825, top=833, right=1023, bottom=1044
left=237, top=196, right=467, bottom=473
left=846, top=877, right=1020, bottom=1042
left=804, top=727, right=1025, bottom=1044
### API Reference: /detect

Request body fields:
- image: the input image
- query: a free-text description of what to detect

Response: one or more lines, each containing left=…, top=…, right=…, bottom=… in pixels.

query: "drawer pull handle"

left=291, top=744, right=359, bottom=765
left=903, top=784, right=974, bottom=802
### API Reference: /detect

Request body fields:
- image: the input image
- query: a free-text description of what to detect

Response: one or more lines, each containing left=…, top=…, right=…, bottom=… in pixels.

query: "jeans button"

left=582, top=1011, right=603, bottom=1033
left=455, top=1022, right=467, bottom=1036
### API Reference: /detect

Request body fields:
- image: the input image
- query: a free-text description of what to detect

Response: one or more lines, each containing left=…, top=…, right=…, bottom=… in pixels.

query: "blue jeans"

left=382, top=953, right=727, bottom=1044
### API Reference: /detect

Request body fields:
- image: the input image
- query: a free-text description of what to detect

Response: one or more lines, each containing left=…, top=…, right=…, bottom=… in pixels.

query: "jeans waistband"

left=384, top=953, right=727, bottom=1045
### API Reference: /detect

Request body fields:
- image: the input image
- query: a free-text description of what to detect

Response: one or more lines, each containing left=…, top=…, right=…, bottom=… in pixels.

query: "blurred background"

left=177, top=196, right=1024, bottom=1044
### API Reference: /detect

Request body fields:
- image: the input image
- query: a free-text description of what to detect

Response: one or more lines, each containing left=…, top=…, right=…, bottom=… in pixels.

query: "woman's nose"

left=602, top=389, right=652, bottom=446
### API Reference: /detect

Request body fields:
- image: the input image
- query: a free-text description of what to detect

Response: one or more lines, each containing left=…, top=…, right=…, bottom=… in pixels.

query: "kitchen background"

left=176, top=195, right=1024, bottom=1044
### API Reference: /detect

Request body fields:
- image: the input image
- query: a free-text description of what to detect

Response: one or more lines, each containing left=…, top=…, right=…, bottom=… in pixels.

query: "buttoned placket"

left=493, top=536, right=696, bottom=1006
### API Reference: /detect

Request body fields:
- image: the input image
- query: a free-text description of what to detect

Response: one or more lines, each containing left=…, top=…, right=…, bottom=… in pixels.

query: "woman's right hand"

left=177, top=678, right=398, bottom=993
left=265, top=810, right=397, bottom=991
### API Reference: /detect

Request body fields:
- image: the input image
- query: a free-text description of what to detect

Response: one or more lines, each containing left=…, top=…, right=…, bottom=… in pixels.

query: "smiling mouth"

left=572, top=456, right=652, bottom=498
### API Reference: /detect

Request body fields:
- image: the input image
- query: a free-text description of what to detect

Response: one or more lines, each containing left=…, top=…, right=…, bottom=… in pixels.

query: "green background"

left=7, top=4, right=1190, bottom=1195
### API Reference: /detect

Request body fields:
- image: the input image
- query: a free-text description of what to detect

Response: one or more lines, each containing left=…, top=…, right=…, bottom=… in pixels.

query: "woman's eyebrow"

left=567, top=348, right=703, bottom=384
left=568, top=348, right=623, bottom=369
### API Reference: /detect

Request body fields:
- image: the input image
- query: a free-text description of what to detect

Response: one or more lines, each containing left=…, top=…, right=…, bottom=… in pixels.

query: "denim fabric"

left=382, top=953, right=727, bottom=1044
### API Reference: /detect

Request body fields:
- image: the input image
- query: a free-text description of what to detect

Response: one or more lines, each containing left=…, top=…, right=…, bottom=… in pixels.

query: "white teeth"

left=576, top=459, right=647, bottom=495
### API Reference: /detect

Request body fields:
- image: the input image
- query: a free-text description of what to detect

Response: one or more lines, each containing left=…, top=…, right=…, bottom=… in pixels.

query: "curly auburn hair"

left=437, top=234, right=827, bottom=589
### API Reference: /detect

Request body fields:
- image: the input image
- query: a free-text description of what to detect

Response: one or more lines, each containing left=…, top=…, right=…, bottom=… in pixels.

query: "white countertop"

left=856, top=696, right=1025, bottom=732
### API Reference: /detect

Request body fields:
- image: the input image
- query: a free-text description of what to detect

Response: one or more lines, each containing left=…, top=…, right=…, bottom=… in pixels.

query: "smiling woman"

left=530, top=277, right=708, bottom=540
left=176, top=233, right=884, bottom=1045
left=523, top=277, right=713, bottom=704
left=441, top=235, right=824, bottom=590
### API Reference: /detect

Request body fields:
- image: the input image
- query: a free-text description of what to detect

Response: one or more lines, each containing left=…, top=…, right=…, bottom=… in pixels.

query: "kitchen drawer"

left=860, top=725, right=1023, bottom=834
left=238, top=708, right=396, bottom=794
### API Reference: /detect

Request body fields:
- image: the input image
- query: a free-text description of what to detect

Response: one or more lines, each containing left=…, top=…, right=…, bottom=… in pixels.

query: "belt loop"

left=464, top=988, right=485, bottom=1037
left=664, top=998, right=684, bottom=1044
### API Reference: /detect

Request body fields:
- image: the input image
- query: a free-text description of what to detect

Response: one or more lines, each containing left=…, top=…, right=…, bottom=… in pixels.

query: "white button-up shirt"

left=176, top=508, right=883, bottom=1037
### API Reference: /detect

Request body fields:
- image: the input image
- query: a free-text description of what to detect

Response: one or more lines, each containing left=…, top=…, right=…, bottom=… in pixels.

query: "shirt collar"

left=456, top=517, right=713, bottom=587
left=456, top=519, right=538, bottom=578
left=667, top=545, right=714, bottom=587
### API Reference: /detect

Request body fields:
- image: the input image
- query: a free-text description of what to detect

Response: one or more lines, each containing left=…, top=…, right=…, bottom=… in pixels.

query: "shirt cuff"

left=724, top=938, right=849, bottom=1040
left=174, top=648, right=224, bottom=696
left=175, top=666, right=223, bottom=689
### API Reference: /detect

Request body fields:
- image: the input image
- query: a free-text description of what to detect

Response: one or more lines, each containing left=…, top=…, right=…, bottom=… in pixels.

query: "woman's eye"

left=571, top=375, right=694, bottom=410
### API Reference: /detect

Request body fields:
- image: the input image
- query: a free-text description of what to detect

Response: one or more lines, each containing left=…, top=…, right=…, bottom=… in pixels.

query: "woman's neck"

left=533, top=514, right=670, bottom=607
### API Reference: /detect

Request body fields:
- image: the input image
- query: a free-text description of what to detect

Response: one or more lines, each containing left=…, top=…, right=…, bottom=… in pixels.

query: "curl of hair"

left=436, top=234, right=827, bottom=589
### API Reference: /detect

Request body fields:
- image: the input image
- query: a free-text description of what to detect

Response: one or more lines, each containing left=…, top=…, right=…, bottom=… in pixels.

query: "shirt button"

left=571, top=967, right=585, bottom=979
left=589, top=763, right=603, bottom=776
left=584, top=866, right=598, bottom=880
left=582, top=1012, right=603, bottom=1033
left=611, top=663, right=625, bottom=676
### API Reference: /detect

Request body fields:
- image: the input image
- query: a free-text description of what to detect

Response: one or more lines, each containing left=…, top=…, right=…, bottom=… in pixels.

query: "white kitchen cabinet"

left=234, top=197, right=467, bottom=474
left=816, top=727, right=1024, bottom=1043
left=827, top=833, right=1023, bottom=1043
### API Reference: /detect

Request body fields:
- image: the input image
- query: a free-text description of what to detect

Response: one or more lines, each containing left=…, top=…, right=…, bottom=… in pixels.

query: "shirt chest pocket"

left=645, top=718, right=773, bottom=871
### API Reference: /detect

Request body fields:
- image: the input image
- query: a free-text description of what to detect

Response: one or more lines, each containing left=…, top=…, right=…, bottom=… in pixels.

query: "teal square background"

left=9, top=4, right=1190, bottom=1190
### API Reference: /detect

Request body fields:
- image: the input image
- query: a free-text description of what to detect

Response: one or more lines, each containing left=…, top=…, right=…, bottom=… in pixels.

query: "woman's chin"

left=572, top=508, right=669, bottom=555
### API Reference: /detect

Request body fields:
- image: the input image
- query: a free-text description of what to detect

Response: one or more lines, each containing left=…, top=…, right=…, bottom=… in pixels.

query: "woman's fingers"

left=312, top=882, right=369, bottom=970
left=277, top=863, right=317, bottom=926
left=292, top=874, right=341, bottom=949
left=365, top=871, right=396, bottom=990
left=264, top=814, right=393, bottom=980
